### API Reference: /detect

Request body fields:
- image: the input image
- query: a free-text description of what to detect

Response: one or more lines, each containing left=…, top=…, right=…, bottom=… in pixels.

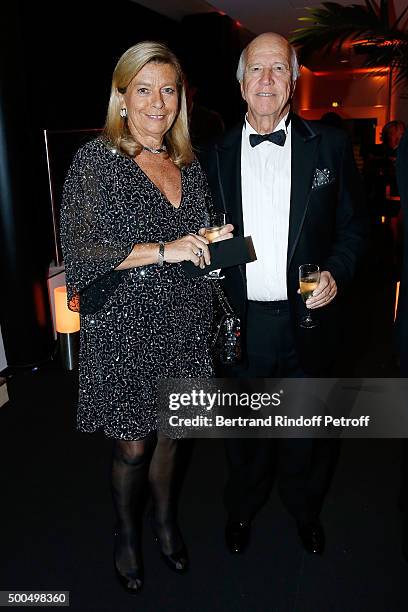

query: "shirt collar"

left=244, top=113, right=290, bottom=137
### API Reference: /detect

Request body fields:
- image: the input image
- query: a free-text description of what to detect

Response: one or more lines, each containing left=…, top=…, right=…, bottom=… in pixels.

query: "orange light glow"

left=298, top=65, right=313, bottom=112
left=354, top=39, right=402, bottom=48
left=312, top=67, right=389, bottom=77
left=33, top=281, right=47, bottom=327
left=394, top=282, right=400, bottom=322
left=54, top=286, right=80, bottom=334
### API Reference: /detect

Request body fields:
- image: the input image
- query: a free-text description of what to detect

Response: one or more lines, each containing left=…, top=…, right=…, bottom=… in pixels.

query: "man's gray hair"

left=236, top=42, right=300, bottom=82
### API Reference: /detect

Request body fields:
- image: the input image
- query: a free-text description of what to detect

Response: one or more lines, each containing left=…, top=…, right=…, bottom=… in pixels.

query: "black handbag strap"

left=212, top=280, right=235, bottom=317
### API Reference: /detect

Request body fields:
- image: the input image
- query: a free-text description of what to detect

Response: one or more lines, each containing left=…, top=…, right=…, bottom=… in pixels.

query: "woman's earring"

left=120, top=108, right=127, bottom=118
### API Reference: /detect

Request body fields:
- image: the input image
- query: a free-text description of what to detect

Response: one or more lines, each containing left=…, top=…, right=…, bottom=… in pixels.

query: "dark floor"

left=1, top=220, right=407, bottom=611
left=0, top=363, right=407, bottom=612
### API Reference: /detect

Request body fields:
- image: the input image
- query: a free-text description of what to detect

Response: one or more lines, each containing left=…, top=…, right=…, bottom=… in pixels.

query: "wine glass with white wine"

left=203, top=212, right=227, bottom=279
left=299, top=264, right=320, bottom=328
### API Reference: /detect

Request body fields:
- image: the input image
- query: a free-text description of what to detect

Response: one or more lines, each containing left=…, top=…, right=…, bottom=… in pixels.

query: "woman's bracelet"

left=157, top=242, right=165, bottom=267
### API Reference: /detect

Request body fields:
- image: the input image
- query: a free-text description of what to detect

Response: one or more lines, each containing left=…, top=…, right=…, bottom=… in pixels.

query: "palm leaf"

left=290, top=0, right=408, bottom=85
left=392, top=5, right=408, bottom=30
left=291, top=3, right=386, bottom=62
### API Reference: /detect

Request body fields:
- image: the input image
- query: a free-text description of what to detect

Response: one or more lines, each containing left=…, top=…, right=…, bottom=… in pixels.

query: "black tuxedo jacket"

left=200, top=113, right=367, bottom=374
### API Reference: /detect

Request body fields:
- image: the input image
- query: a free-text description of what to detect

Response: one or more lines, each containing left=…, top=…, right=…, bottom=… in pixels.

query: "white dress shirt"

left=241, top=114, right=291, bottom=301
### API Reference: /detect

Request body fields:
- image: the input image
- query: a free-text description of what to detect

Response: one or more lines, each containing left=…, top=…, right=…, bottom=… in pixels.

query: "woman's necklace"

left=141, top=144, right=167, bottom=154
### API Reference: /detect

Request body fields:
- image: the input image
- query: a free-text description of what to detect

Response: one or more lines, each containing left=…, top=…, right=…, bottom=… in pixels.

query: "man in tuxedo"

left=200, top=33, right=367, bottom=555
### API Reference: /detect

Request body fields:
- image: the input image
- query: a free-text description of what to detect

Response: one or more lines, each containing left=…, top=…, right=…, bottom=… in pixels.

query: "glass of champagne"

left=203, top=213, right=227, bottom=279
left=299, top=264, right=320, bottom=328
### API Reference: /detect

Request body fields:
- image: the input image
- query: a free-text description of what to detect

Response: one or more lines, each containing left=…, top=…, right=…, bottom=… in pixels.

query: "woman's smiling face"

left=121, top=62, right=179, bottom=144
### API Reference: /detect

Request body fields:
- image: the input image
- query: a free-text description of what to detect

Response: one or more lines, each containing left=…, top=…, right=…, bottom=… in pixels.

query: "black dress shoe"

left=297, top=519, right=325, bottom=555
left=225, top=520, right=251, bottom=554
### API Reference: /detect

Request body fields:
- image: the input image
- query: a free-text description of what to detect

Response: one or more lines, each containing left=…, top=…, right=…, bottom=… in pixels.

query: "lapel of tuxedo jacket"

left=287, top=114, right=320, bottom=271
left=215, top=123, right=247, bottom=290
left=215, top=124, right=244, bottom=235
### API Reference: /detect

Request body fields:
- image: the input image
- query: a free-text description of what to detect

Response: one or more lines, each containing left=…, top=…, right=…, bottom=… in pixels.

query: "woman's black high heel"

left=150, top=517, right=189, bottom=573
left=114, top=562, right=144, bottom=593
left=114, top=531, right=144, bottom=593
left=154, top=536, right=188, bottom=573
left=148, top=436, right=189, bottom=572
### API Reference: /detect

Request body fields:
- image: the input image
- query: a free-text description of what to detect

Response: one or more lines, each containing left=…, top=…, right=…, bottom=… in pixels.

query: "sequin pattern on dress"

left=60, top=138, right=214, bottom=440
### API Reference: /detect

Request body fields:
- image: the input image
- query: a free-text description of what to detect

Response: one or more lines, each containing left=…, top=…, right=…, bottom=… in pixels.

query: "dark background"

left=0, top=0, right=247, bottom=366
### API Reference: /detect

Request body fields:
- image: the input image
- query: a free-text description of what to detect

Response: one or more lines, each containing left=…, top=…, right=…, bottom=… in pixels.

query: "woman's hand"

left=164, top=234, right=211, bottom=268
left=198, top=224, right=234, bottom=243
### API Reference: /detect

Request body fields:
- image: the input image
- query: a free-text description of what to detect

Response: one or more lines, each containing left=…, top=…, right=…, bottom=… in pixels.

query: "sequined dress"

left=60, top=138, right=213, bottom=440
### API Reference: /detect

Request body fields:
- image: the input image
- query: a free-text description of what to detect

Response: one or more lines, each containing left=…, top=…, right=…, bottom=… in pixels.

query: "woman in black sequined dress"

left=60, top=41, right=233, bottom=593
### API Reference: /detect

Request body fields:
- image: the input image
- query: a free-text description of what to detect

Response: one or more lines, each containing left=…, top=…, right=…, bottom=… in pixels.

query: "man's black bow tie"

left=249, top=129, right=286, bottom=148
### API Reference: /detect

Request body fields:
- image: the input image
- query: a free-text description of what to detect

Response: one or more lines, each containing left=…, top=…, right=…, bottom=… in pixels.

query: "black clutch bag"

left=181, top=236, right=256, bottom=278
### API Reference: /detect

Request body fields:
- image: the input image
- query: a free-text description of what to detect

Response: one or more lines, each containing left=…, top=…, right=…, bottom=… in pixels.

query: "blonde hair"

left=103, top=41, right=193, bottom=168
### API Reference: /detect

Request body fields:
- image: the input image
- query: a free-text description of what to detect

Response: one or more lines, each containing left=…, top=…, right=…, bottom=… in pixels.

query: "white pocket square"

left=312, top=168, right=334, bottom=189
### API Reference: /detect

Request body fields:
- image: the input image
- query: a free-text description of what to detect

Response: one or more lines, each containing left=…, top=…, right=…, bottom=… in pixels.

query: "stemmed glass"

left=299, top=264, right=320, bottom=328
left=202, top=213, right=227, bottom=280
